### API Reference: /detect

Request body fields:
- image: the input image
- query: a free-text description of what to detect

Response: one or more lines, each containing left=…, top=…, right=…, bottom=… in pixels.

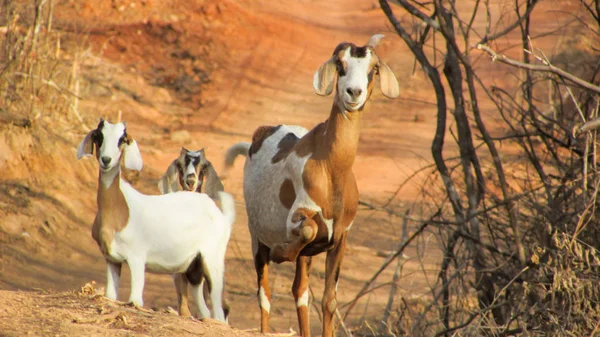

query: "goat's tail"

left=217, top=191, right=236, bottom=228
left=221, top=142, right=250, bottom=179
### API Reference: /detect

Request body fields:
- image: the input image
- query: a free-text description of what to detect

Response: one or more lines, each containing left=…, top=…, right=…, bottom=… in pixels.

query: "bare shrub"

left=343, top=1, right=600, bottom=336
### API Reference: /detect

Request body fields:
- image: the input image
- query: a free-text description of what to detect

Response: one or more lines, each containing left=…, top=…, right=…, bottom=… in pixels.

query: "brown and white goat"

left=77, top=120, right=235, bottom=322
left=223, top=35, right=400, bottom=336
left=158, top=147, right=224, bottom=199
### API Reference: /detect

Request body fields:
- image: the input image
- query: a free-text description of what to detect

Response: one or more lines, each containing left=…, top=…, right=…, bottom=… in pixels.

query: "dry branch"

left=476, top=44, right=600, bottom=94
left=342, top=216, right=430, bottom=322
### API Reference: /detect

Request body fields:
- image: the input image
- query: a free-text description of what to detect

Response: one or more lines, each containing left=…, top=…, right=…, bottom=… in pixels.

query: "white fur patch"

left=346, top=220, right=355, bottom=232
left=98, top=122, right=126, bottom=170
left=296, top=289, right=309, bottom=308
left=337, top=47, right=373, bottom=112
left=185, top=162, right=196, bottom=176
left=259, top=286, right=270, bottom=313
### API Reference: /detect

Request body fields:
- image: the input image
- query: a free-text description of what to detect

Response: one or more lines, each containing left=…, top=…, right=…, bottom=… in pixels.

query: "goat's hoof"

left=179, top=309, right=192, bottom=318
left=125, top=301, right=143, bottom=309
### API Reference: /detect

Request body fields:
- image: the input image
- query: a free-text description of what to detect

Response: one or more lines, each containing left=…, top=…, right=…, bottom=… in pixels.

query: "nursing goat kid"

left=77, top=120, right=234, bottom=322
left=223, top=35, right=400, bottom=336
left=158, top=147, right=230, bottom=319
left=158, top=147, right=224, bottom=199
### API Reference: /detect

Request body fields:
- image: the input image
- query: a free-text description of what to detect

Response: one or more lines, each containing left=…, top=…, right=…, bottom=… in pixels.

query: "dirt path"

left=0, top=0, right=581, bottom=335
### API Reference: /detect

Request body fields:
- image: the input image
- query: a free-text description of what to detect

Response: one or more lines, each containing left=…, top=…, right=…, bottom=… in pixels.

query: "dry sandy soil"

left=0, top=0, right=587, bottom=336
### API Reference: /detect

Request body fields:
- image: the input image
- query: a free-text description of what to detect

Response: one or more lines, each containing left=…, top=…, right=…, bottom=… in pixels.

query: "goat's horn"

left=367, top=34, right=385, bottom=48
left=117, top=110, right=122, bottom=123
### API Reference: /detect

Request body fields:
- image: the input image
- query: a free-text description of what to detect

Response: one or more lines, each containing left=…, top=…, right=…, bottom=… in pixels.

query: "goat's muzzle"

left=183, top=175, right=197, bottom=191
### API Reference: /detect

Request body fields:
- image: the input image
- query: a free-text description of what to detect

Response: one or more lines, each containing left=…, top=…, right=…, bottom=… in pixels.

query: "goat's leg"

left=271, top=208, right=318, bottom=263
left=173, top=274, right=192, bottom=317
left=201, top=279, right=231, bottom=322
left=293, top=256, right=313, bottom=337
left=186, top=253, right=211, bottom=319
left=208, top=266, right=226, bottom=322
left=190, top=279, right=211, bottom=319
left=253, top=240, right=272, bottom=333
left=105, top=261, right=121, bottom=300
left=127, top=258, right=146, bottom=307
left=322, top=234, right=347, bottom=337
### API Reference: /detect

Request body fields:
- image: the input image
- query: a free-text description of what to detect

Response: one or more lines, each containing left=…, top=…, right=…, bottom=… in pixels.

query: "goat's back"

left=115, top=182, right=230, bottom=272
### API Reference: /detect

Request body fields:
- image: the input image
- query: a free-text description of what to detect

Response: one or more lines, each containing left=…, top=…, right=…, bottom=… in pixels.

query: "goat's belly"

left=145, top=253, right=196, bottom=274
left=246, top=201, right=290, bottom=247
left=253, top=224, right=288, bottom=248
left=244, top=180, right=290, bottom=247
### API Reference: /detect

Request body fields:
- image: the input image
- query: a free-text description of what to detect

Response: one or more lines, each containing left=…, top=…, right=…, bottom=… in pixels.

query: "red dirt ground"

left=0, top=0, right=587, bottom=335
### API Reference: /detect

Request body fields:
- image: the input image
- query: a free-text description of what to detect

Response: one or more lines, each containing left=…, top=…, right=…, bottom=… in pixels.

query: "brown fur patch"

left=287, top=101, right=361, bottom=257
left=249, top=125, right=281, bottom=158
left=279, top=179, right=296, bottom=209
left=271, top=132, right=300, bottom=164
left=92, top=174, right=130, bottom=256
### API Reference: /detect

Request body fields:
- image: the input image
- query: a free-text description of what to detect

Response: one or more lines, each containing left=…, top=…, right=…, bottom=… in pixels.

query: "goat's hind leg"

left=271, top=208, right=318, bottom=263
left=173, top=274, right=192, bottom=317
left=254, top=239, right=272, bottom=333
left=190, top=280, right=211, bottom=319
left=186, top=253, right=211, bottom=319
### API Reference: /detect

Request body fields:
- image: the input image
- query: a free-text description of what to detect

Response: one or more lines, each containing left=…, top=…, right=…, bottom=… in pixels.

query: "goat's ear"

left=158, top=159, right=179, bottom=194
left=313, top=58, right=337, bottom=96
left=77, top=130, right=95, bottom=159
left=123, top=139, right=143, bottom=171
left=378, top=60, right=400, bottom=99
left=203, top=161, right=224, bottom=200
left=180, top=147, right=188, bottom=156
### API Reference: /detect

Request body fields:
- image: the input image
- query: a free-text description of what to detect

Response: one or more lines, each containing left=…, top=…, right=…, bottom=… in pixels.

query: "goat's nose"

left=346, top=87, right=363, bottom=98
left=100, top=156, right=111, bottom=166
left=184, top=176, right=196, bottom=188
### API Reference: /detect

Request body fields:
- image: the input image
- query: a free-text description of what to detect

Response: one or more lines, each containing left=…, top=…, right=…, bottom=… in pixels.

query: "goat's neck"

left=97, top=166, right=124, bottom=210
left=93, top=165, right=130, bottom=254
left=317, top=97, right=362, bottom=172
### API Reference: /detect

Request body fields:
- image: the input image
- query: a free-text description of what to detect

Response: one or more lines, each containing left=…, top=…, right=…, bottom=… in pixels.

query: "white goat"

left=223, top=34, right=400, bottom=337
left=77, top=119, right=234, bottom=322
left=158, top=146, right=230, bottom=319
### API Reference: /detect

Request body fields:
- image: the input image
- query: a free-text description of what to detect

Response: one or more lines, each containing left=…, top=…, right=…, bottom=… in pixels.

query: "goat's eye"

left=118, top=135, right=126, bottom=145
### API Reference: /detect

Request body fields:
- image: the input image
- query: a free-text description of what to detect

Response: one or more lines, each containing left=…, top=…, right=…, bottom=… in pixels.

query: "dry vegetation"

left=2, top=0, right=600, bottom=336
left=349, top=1, right=600, bottom=336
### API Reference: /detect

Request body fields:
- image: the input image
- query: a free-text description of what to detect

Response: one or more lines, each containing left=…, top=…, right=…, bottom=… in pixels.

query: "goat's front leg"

left=105, top=261, right=121, bottom=300
left=322, top=234, right=347, bottom=337
left=271, top=208, right=318, bottom=263
left=127, top=258, right=146, bottom=307
left=293, top=256, right=313, bottom=337
left=173, top=274, right=192, bottom=317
